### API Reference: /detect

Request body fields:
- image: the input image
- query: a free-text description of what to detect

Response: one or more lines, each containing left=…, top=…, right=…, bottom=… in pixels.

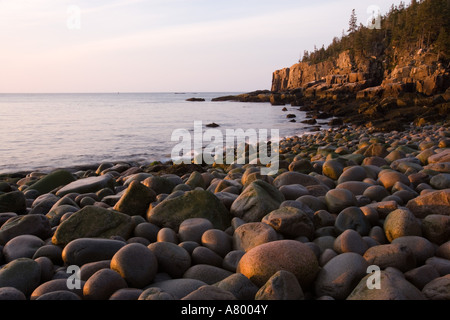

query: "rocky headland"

left=0, top=121, right=449, bottom=300
left=214, top=48, right=450, bottom=133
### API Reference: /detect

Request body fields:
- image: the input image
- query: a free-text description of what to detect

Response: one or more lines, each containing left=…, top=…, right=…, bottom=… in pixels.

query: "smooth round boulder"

left=110, top=243, right=158, bottom=288
left=383, top=208, right=422, bottom=242
left=334, top=207, right=371, bottom=236
left=0, top=214, right=52, bottom=245
left=322, top=160, right=344, bottom=180
left=109, top=288, right=144, bottom=300
left=35, top=290, right=82, bottom=300
left=378, top=170, right=411, bottom=190
left=0, top=287, right=27, bottom=300
left=133, top=222, right=160, bottom=243
left=325, top=189, right=357, bottom=214
left=178, top=218, right=214, bottom=243
left=0, top=258, right=41, bottom=296
left=201, top=229, right=232, bottom=257
left=183, top=264, right=233, bottom=285
left=391, top=236, right=435, bottom=265
left=363, top=243, right=416, bottom=272
left=83, top=269, right=128, bottom=300
left=337, top=166, right=368, bottom=184
left=237, top=240, right=319, bottom=288
left=62, top=238, right=126, bottom=266
left=422, top=215, right=450, bottom=245
left=3, top=234, right=45, bottom=262
left=279, top=184, right=309, bottom=200
left=363, top=185, right=390, bottom=202
left=214, top=273, right=259, bottom=300
left=315, top=252, right=369, bottom=300
left=148, top=241, right=191, bottom=278
left=31, top=279, right=85, bottom=300
left=333, top=229, right=368, bottom=255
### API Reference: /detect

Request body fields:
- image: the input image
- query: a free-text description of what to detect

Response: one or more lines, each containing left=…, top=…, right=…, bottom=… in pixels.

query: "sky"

left=0, top=0, right=407, bottom=93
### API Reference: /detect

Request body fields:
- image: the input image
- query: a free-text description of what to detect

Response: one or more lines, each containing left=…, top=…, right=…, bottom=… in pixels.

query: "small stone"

left=426, top=257, right=450, bottom=277
left=255, top=270, right=304, bottom=300
left=157, top=227, right=179, bottom=243
left=322, top=160, right=344, bottom=180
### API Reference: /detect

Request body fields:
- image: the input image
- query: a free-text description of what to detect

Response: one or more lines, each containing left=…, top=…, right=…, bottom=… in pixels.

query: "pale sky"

left=0, top=0, right=406, bottom=93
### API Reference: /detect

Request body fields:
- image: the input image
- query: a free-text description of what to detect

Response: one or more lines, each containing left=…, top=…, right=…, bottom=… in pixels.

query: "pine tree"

left=348, top=9, right=358, bottom=34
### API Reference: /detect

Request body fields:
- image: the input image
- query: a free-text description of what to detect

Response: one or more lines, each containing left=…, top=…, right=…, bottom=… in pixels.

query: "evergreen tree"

left=348, top=9, right=358, bottom=34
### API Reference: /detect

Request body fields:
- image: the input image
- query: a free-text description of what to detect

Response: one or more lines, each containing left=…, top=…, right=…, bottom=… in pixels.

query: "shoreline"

left=0, top=120, right=449, bottom=301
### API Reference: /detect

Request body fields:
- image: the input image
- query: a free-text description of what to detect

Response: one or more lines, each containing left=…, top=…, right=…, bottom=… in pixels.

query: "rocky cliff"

left=267, top=48, right=450, bottom=131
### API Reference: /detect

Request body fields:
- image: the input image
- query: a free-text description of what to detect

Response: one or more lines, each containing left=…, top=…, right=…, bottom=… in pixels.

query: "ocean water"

left=0, top=92, right=315, bottom=174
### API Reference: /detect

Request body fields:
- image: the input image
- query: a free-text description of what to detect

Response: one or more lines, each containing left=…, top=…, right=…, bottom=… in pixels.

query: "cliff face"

left=271, top=49, right=448, bottom=100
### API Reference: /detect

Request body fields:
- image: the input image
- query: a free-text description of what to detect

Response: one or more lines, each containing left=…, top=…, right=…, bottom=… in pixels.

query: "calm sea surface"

left=0, top=92, right=315, bottom=174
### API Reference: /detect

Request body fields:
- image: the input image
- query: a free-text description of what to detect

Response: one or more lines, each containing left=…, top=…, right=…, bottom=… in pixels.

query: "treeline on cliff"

left=301, top=0, right=450, bottom=65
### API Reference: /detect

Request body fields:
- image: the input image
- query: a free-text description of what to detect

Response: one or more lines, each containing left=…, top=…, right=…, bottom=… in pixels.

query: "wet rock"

left=25, top=170, right=75, bottom=195
left=334, top=206, right=371, bottom=236
left=325, top=189, right=357, bottom=214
